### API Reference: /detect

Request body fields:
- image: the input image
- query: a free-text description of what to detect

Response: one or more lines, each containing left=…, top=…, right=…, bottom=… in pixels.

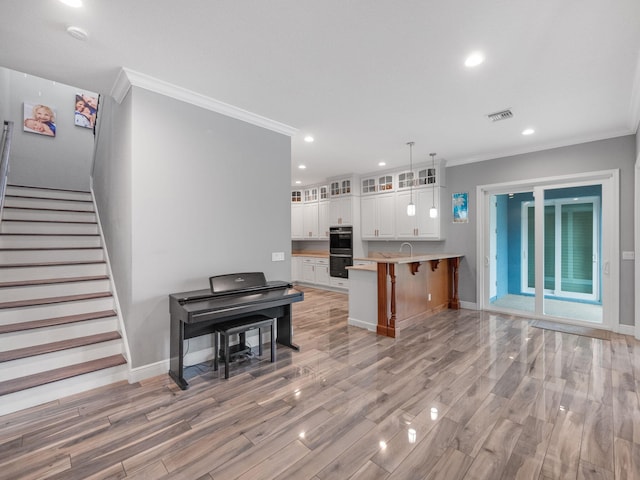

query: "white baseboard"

left=460, top=301, right=478, bottom=310
left=615, top=323, right=635, bottom=336
left=127, top=347, right=216, bottom=384
left=347, top=317, right=376, bottom=332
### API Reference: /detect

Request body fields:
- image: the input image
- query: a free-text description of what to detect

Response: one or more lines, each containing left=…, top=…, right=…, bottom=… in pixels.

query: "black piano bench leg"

left=213, top=331, right=219, bottom=372
left=270, top=321, right=276, bottom=363
left=258, top=328, right=263, bottom=357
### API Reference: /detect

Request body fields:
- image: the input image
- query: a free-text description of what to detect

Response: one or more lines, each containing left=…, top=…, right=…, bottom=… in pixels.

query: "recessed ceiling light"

left=464, top=52, right=485, bottom=68
left=378, top=161, right=386, bottom=167
left=295, top=180, right=301, bottom=184
left=59, top=0, right=83, bottom=7
left=304, top=135, right=314, bottom=143
left=298, top=165, right=306, bottom=169
left=522, top=128, right=535, bottom=136
left=66, top=26, right=89, bottom=41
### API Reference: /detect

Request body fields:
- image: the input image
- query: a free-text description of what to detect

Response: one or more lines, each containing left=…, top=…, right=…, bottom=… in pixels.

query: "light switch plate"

left=272, top=252, right=285, bottom=261
left=622, top=251, right=635, bottom=260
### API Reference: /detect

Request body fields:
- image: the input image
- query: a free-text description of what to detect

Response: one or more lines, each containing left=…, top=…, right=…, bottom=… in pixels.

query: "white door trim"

left=476, top=169, right=620, bottom=330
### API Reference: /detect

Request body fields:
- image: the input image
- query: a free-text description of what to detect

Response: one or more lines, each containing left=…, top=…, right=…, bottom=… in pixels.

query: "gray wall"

left=0, top=68, right=96, bottom=190
left=93, top=86, right=292, bottom=368
left=444, top=135, right=636, bottom=325
left=92, top=93, right=134, bottom=338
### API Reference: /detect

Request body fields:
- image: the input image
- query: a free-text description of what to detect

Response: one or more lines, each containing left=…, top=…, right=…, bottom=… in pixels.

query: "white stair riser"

left=0, top=340, right=124, bottom=382
left=0, top=248, right=104, bottom=263
left=0, top=222, right=99, bottom=235
left=0, top=297, right=115, bottom=324
left=2, top=208, right=97, bottom=223
left=0, top=234, right=102, bottom=248
left=1, top=262, right=108, bottom=282
left=0, top=317, right=118, bottom=350
left=3, top=197, right=94, bottom=212
left=0, top=364, right=128, bottom=417
left=0, top=279, right=112, bottom=302
left=5, top=187, right=92, bottom=202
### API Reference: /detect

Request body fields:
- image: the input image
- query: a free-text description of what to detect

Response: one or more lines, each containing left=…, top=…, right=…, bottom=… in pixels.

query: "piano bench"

left=213, top=315, right=276, bottom=379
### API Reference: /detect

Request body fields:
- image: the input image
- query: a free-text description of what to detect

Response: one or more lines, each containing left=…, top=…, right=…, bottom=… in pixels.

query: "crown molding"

left=109, top=68, right=299, bottom=137
left=446, top=129, right=634, bottom=168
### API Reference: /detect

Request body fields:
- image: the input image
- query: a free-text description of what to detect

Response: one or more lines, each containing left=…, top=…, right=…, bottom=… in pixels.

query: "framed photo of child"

left=23, top=102, right=56, bottom=137
left=74, top=93, right=97, bottom=129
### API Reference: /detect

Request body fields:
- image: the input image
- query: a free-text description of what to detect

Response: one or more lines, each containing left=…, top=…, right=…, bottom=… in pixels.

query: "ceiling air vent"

left=487, top=109, right=513, bottom=122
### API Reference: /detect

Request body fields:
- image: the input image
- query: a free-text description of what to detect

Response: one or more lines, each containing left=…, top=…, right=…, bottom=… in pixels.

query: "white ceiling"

left=2, top=0, right=640, bottom=186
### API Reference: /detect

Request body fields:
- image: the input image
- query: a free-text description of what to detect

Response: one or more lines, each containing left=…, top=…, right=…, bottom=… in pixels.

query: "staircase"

left=0, top=185, right=128, bottom=415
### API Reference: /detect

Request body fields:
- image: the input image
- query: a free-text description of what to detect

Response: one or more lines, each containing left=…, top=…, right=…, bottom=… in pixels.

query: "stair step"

left=0, top=247, right=104, bottom=263
left=0, top=277, right=111, bottom=302
left=3, top=196, right=94, bottom=212
left=0, top=295, right=115, bottom=324
left=0, top=275, right=109, bottom=288
left=2, top=207, right=97, bottom=222
left=0, top=220, right=99, bottom=235
left=0, top=259, right=105, bottom=268
left=0, top=234, right=102, bottom=248
left=5, top=185, right=92, bottom=202
left=0, top=331, right=121, bottom=363
left=1, top=263, right=108, bottom=283
left=0, top=354, right=127, bottom=396
left=0, top=291, right=112, bottom=310
left=0, top=310, right=117, bottom=334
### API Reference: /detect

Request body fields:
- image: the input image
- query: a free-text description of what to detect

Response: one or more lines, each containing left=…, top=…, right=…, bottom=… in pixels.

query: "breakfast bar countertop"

left=353, top=252, right=463, bottom=264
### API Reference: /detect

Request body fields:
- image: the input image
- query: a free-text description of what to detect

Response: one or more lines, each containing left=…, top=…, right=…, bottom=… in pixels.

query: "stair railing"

left=0, top=120, right=13, bottom=217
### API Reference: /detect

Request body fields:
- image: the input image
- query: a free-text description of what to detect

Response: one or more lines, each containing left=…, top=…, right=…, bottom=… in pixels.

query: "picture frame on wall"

left=452, top=192, right=468, bottom=223
left=23, top=102, right=56, bottom=137
left=74, top=93, right=97, bottom=129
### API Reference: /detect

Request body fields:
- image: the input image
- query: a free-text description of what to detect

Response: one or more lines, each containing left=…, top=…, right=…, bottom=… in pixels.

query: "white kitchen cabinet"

left=329, top=196, right=352, bottom=226
left=361, top=193, right=395, bottom=239
left=315, top=258, right=330, bottom=285
left=291, top=203, right=304, bottom=239
left=302, top=201, right=318, bottom=238
left=302, top=258, right=316, bottom=283
left=318, top=201, right=330, bottom=239
left=395, top=187, right=442, bottom=240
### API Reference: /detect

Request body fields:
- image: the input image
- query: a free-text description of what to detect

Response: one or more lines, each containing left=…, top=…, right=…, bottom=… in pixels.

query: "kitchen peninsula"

left=348, top=253, right=463, bottom=338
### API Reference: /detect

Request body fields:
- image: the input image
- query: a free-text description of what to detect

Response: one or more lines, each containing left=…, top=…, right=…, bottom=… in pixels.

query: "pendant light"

left=406, top=142, right=416, bottom=216
left=429, top=153, right=438, bottom=218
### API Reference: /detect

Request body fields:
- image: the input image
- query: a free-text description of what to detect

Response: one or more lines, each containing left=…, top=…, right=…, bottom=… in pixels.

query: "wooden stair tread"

left=2, top=206, right=95, bottom=213
left=0, top=233, right=100, bottom=237
left=0, top=354, right=127, bottom=396
left=7, top=184, right=91, bottom=194
left=0, top=291, right=112, bottom=309
left=0, top=259, right=105, bottom=268
left=0, top=275, right=109, bottom=288
left=0, top=331, right=122, bottom=363
left=1, top=219, right=97, bottom=225
left=5, top=194, right=92, bottom=203
left=0, top=310, right=117, bottom=334
left=0, top=246, right=102, bottom=251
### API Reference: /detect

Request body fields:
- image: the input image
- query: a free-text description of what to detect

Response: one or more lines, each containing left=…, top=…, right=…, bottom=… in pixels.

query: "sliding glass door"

left=484, top=175, right=614, bottom=327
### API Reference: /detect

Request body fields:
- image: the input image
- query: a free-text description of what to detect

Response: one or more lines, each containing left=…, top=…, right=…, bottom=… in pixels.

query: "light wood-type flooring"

left=1, top=286, right=639, bottom=479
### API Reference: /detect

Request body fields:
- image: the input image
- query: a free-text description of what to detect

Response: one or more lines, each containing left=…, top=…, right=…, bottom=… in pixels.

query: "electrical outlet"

left=428, top=293, right=431, bottom=301
left=271, top=252, right=285, bottom=261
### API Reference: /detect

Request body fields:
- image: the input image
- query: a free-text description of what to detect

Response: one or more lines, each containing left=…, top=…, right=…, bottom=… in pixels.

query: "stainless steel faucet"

left=399, top=242, right=413, bottom=257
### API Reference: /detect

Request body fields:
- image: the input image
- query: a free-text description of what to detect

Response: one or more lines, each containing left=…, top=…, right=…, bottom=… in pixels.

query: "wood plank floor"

left=1, top=286, right=639, bottom=479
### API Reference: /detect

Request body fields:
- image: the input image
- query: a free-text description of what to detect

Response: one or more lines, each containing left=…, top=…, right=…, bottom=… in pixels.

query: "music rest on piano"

left=169, top=272, right=304, bottom=389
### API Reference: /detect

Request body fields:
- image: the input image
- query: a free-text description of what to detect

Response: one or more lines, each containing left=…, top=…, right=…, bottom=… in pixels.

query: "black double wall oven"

left=329, top=226, right=353, bottom=278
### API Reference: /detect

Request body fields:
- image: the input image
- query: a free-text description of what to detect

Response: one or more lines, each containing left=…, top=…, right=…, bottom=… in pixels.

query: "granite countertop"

left=353, top=253, right=463, bottom=264
left=292, top=251, right=329, bottom=258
